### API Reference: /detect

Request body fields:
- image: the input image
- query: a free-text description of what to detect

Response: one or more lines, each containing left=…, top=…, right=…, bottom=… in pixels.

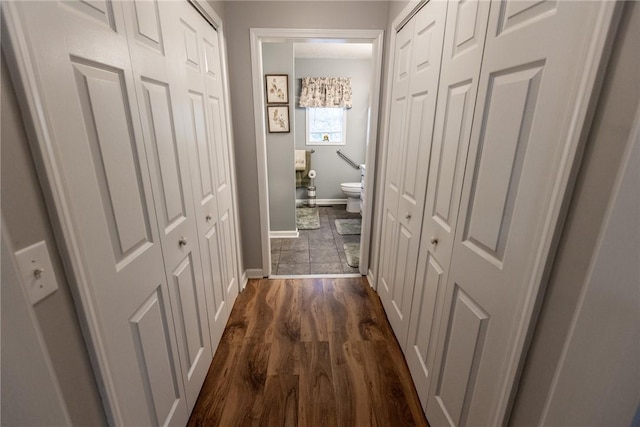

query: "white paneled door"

left=5, top=1, right=237, bottom=425
left=8, top=2, right=189, bottom=424
left=426, top=1, right=615, bottom=425
left=405, top=0, right=491, bottom=410
left=165, top=1, right=238, bottom=352
left=378, top=0, right=447, bottom=346
left=121, top=1, right=214, bottom=411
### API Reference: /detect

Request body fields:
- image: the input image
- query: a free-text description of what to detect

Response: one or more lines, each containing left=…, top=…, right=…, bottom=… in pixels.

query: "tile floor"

left=271, top=205, right=362, bottom=275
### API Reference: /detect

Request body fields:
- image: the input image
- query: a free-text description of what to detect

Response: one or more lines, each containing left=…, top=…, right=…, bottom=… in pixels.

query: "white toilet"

left=340, top=182, right=362, bottom=213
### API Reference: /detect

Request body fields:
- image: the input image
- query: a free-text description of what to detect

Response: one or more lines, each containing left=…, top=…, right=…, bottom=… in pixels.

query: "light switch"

left=14, top=241, right=59, bottom=305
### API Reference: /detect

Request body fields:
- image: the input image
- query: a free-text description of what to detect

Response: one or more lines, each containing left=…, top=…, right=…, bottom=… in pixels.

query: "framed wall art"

left=267, top=105, right=290, bottom=133
left=265, top=74, right=289, bottom=104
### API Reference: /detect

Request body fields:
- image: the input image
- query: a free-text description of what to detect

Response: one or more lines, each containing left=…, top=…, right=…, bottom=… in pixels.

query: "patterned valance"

left=299, top=77, right=352, bottom=108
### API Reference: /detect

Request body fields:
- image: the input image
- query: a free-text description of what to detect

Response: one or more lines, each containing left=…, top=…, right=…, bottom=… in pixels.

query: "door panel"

left=379, top=0, right=447, bottom=346
left=9, top=2, right=189, bottom=424
left=405, top=0, right=491, bottom=410
left=426, top=1, right=612, bottom=425
left=130, top=287, right=183, bottom=426
left=434, top=286, right=489, bottom=427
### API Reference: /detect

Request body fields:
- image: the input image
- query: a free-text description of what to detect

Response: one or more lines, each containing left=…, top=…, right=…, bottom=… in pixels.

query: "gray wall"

left=263, top=43, right=297, bottom=232
left=1, top=54, right=108, bottom=426
left=510, top=2, right=640, bottom=424
left=224, top=1, right=389, bottom=269
left=294, top=58, right=371, bottom=200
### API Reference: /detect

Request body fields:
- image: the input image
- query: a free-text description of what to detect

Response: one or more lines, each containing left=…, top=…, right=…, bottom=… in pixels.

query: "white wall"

left=224, top=1, right=389, bottom=270
left=294, top=58, right=371, bottom=200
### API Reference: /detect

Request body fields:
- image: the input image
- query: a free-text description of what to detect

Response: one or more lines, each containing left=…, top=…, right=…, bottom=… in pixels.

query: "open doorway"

left=249, top=29, right=384, bottom=277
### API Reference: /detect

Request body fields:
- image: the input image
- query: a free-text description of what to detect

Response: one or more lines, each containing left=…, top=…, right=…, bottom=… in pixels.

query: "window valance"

left=299, top=77, right=353, bottom=108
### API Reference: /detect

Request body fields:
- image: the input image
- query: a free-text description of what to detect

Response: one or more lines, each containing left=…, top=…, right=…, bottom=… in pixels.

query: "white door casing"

left=378, top=0, right=447, bottom=346
left=426, top=1, right=619, bottom=425
left=405, top=0, right=491, bottom=410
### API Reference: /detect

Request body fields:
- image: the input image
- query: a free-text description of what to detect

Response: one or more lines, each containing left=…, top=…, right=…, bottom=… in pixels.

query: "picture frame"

left=265, top=74, right=289, bottom=104
left=267, top=106, right=290, bottom=133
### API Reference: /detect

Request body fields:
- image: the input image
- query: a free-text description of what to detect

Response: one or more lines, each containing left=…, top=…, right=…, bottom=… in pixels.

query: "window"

left=306, top=108, right=346, bottom=145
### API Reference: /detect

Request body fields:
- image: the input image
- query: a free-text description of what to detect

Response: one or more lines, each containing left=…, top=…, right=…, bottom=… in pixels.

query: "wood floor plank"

left=267, top=279, right=301, bottom=375
left=298, top=342, right=336, bottom=427
left=244, top=279, right=276, bottom=343
left=300, top=278, right=329, bottom=343
left=260, top=375, right=299, bottom=427
left=217, top=341, right=271, bottom=426
left=189, top=278, right=428, bottom=426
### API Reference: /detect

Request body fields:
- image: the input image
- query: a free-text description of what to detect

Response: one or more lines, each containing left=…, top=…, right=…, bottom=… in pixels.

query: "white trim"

left=250, top=28, right=384, bottom=279
left=296, top=198, right=347, bottom=205
left=245, top=268, right=265, bottom=279
left=270, top=230, right=300, bottom=239
left=240, top=270, right=248, bottom=290
left=1, top=3, right=119, bottom=424
left=201, top=1, right=246, bottom=295
left=367, top=269, right=376, bottom=289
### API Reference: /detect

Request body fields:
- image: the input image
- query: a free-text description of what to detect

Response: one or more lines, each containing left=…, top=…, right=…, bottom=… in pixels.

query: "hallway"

left=188, top=277, right=427, bottom=426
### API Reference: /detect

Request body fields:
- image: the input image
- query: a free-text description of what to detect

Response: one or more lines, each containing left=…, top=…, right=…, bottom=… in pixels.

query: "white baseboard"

left=296, top=198, right=347, bottom=206
left=367, top=269, right=376, bottom=290
left=241, top=271, right=248, bottom=289
left=269, top=230, right=299, bottom=239
left=245, top=268, right=265, bottom=279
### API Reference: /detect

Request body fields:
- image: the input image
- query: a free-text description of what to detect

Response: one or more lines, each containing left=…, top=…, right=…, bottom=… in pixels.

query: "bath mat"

left=335, top=218, right=361, bottom=235
left=343, top=243, right=360, bottom=268
left=296, top=208, right=320, bottom=230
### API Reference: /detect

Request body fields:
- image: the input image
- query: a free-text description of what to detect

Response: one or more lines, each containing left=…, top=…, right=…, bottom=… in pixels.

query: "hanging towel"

left=295, top=150, right=311, bottom=188
left=295, top=149, right=306, bottom=171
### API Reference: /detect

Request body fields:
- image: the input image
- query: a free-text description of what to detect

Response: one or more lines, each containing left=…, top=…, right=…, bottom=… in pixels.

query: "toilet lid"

left=341, top=182, right=361, bottom=188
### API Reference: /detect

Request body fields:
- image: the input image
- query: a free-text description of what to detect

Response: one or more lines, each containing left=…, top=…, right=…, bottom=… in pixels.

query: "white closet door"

left=378, top=0, right=447, bottom=345
left=426, top=1, right=613, bottom=425
left=405, top=0, right=490, bottom=410
left=7, top=2, right=188, bottom=425
left=166, top=1, right=236, bottom=351
left=121, top=0, right=213, bottom=411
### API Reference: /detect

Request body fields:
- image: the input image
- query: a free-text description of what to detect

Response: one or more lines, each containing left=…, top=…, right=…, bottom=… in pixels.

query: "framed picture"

left=265, top=74, right=289, bottom=104
left=267, top=106, right=290, bottom=133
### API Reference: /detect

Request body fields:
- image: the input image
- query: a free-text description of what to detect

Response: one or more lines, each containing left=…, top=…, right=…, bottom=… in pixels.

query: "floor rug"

left=296, top=208, right=320, bottom=230
left=335, top=218, right=361, bottom=235
left=343, top=243, right=360, bottom=268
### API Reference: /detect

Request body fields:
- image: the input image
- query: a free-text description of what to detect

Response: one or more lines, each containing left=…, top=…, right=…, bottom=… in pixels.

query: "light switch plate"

left=14, top=241, right=58, bottom=305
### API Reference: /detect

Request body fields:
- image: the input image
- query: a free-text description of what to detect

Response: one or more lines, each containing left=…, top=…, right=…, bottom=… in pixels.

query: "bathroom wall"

left=294, top=58, right=371, bottom=201
left=263, top=42, right=297, bottom=232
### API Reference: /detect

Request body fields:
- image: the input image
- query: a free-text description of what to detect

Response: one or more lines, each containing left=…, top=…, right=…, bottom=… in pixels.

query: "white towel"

left=295, top=150, right=306, bottom=171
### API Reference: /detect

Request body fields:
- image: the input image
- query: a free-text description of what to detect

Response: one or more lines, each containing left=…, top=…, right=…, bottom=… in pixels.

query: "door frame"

left=371, top=0, right=621, bottom=423
left=249, top=28, right=384, bottom=278
left=1, top=1, right=236, bottom=423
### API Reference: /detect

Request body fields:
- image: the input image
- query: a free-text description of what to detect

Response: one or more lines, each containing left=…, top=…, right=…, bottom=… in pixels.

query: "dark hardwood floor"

left=188, top=277, right=428, bottom=427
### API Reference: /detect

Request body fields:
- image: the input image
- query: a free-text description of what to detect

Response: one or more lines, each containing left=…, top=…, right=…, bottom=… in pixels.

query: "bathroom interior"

left=263, top=41, right=373, bottom=276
